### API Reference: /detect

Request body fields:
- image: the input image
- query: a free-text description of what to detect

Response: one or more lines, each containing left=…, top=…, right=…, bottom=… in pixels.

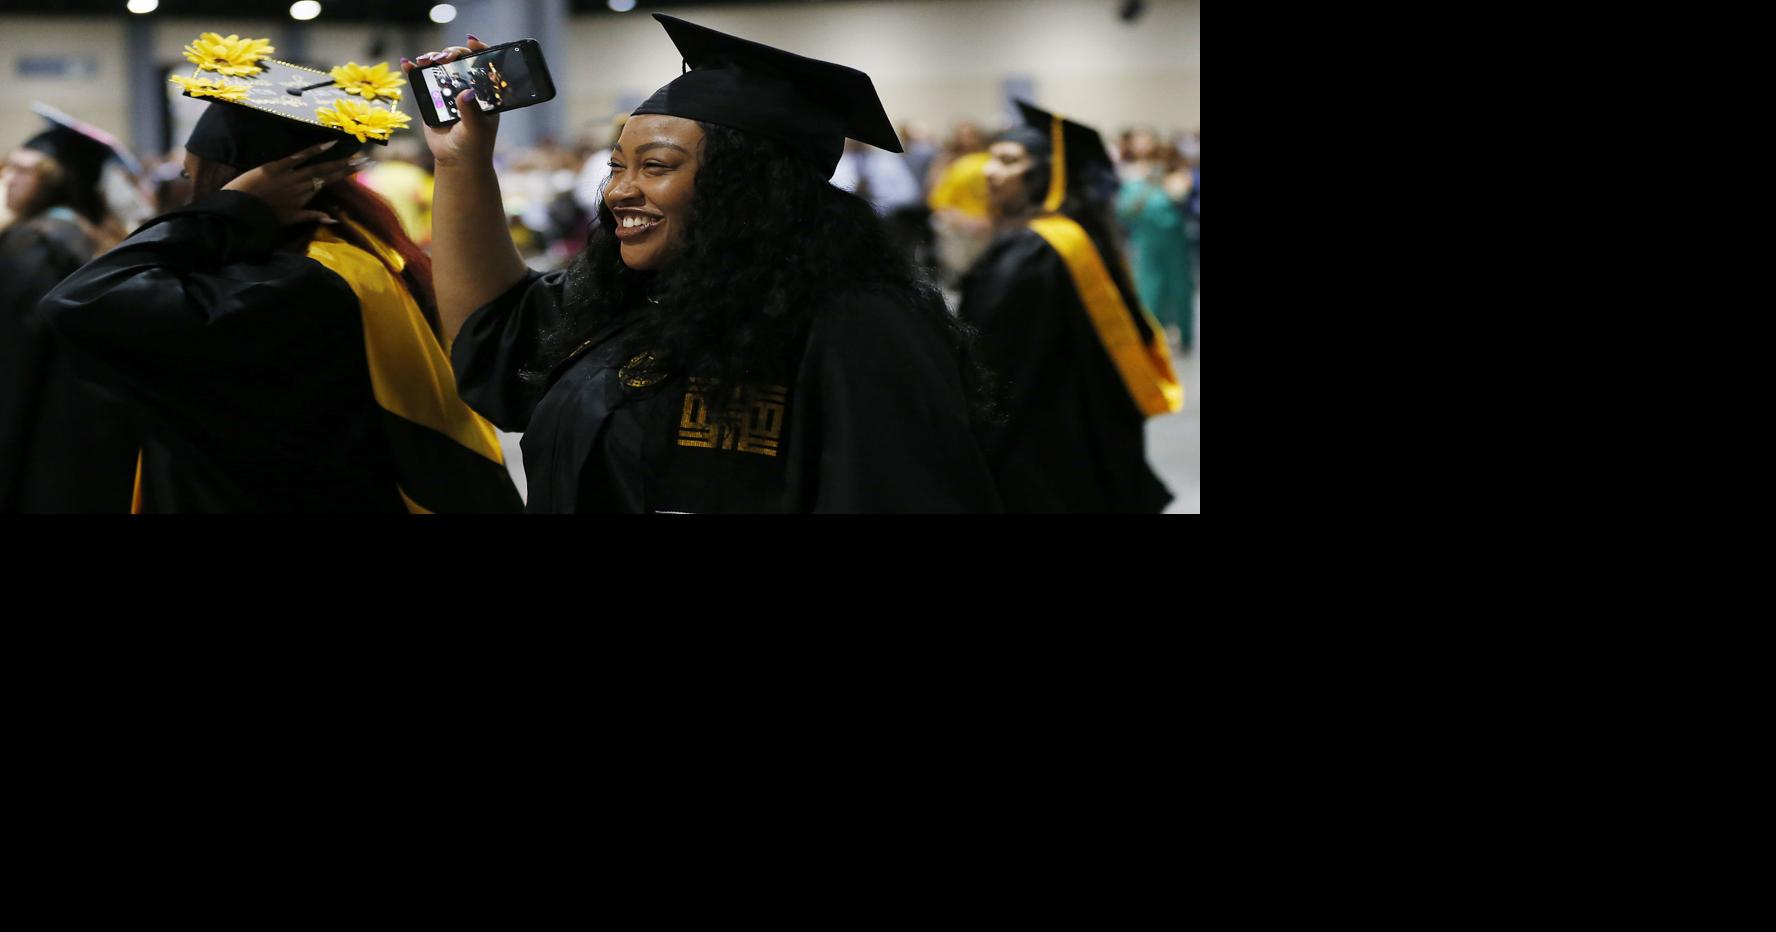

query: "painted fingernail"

left=401, top=57, right=414, bottom=66
left=462, top=89, right=476, bottom=102
left=466, top=34, right=480, bottom=42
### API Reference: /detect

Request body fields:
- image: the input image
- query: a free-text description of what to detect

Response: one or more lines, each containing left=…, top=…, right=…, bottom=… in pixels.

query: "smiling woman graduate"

left=38, top=33, right=521, bottom=513
left=411, top=16, right=999, bottom=513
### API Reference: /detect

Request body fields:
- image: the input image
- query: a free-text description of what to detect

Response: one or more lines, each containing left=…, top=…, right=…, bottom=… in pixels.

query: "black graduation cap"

left=171, top=32, right=410, bottom=170
left=21, top=103, right=142, bottom=197
left=1012, top=99, right=1118, bottom=213
left=631, top=13, right=902, bottom=179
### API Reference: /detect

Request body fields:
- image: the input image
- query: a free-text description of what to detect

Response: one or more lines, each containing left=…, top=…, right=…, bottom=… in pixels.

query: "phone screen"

left=420, top=45, right=540, bottom=120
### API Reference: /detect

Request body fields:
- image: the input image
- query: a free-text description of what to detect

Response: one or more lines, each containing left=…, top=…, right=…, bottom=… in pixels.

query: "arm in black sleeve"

left=40, top=191, right=351, bottom=364
left=449, top=265, right=573, bottom=433
left=36, top=191, right=361, bottom=426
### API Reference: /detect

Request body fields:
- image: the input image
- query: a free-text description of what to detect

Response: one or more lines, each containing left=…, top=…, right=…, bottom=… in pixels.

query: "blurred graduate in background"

left=959, top=101, right=1181, bottom=513
left=0, top=105, right=151, bottom=513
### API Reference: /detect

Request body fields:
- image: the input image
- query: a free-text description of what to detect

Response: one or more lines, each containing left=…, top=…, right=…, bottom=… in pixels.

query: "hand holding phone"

left=405, top=37, right=557, bottom=129
left=401, top=37, right=499, bottom=168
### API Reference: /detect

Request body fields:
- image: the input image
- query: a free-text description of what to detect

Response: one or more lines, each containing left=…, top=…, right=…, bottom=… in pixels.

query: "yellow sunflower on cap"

left=183, top=33, right=276, bottom=77
left=315, top=99, right=413, bottom=143
left=330, top=62, right=404, bottom=102
left=169, top=74, right=250, bottom=102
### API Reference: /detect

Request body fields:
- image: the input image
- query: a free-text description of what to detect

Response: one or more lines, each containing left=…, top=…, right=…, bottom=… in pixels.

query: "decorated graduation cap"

left=1009, top=99, right=1119, bottom=214
left=21, top=102, right=143, bottom=196
left=631, top=13, right=902, bottom=179
left=170, top=32, right=411, bottom=170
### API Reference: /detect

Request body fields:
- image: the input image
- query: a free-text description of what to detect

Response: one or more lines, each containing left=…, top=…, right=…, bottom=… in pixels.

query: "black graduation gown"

left=451, top=267, right=1001, bottom=513
left=959, top=227, right=1172, bottom=513
left=0, top=211, right=140, bottom=513
left=39, top=191, right=516, bottom=514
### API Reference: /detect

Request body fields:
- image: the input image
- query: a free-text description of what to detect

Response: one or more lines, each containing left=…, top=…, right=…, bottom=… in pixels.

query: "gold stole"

left=305, top=219, right=506, bottom=513
left=1026, top=214, right=1183, bottom=418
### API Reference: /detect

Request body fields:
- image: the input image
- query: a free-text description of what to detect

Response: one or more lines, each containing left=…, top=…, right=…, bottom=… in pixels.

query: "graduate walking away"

left=39, top=33, right=521, bottom=513
left=959, top=102, right=1183, bottom=513
left=416, top=16, right=999, bottom=513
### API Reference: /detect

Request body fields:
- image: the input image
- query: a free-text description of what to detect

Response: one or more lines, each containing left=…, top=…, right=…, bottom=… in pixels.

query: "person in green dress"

left=1115, top=134, right=1195, bottom=352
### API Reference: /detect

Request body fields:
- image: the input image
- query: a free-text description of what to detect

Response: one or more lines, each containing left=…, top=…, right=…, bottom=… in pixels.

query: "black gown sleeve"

left=37, top=191, right=362, bottom=430
left=792, top=289, right=1002, bottom=513
left=449, top=266, right=572, bottom=433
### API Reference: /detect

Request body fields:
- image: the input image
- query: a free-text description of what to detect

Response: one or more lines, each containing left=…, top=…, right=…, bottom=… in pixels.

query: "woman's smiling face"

left=604, top=114, right=704, bottom=271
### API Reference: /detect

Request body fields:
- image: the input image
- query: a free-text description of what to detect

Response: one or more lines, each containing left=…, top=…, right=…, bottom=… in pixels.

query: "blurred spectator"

left=899, top=121, right=939, bottom=195
left=1116, top=126, right=1163, bottom=183
left=356, top=135, right=435, bottom=247
left=926, top=120, right=994, bottom=289
left=1115, top=139, right=1194, bottom=352
left=574, top=114, right=627, bottom=218
left=832, top=137, right=921, bottom=214
left=1176, top=131, right=1199, bottom=348
left=498, top=135, right=586, bottom=269
left=1176, top=129, right=1200, bottom=167
left=925, top=119, right=987, bottom=192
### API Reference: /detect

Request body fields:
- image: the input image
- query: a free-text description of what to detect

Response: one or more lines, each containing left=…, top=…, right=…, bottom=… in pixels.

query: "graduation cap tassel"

left=289, top=78, right=337, bottom=96
left=1043, top=113, right=1068, bottom=214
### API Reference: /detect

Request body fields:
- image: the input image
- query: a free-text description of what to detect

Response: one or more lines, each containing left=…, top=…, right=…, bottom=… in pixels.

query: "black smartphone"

left=409, top=38, right=557, bottom=128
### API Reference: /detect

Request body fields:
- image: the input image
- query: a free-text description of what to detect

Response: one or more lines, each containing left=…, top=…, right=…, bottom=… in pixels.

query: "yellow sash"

left=306, top=219, right=507, bottom=513
left=1027, top=214, right=1183, bottom=418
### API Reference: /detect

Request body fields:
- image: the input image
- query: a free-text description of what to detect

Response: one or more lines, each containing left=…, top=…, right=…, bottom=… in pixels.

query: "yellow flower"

left=182, top=33, right=275, bottom=77
left=315, top=99, right=413, bottom=143
left=330, top=62, right=405, bottom=102
left=169, top=75, right=250, bottom=102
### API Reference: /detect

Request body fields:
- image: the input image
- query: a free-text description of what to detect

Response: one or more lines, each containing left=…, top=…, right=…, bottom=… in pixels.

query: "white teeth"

left=620, top=215, right=657, bottom=229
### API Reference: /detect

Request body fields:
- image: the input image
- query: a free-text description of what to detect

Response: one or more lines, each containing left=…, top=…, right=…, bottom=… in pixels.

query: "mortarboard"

left=21, top=103, right=142, bottom=196
left=631, top=14, right=901, bottom=180
left=169, top=32, right=411, bottom=170
left=1012, top=99, right=1118, bottom=214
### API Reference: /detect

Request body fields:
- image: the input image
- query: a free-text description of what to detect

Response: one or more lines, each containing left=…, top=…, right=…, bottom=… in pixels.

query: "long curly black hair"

left=527, top=122, right=994, bottom=423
